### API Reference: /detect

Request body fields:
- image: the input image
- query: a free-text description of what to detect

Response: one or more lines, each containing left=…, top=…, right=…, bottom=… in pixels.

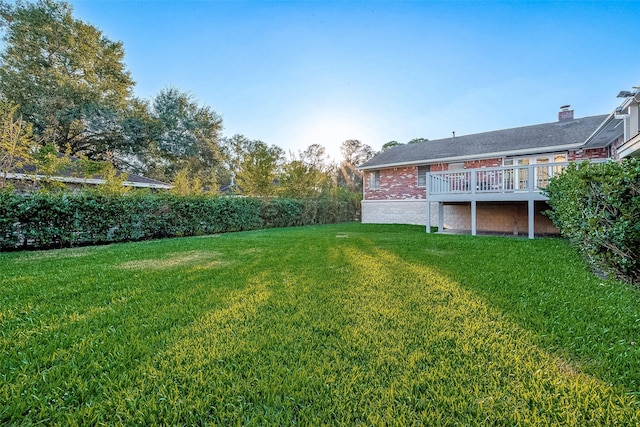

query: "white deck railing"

left=425, top=160, right=608, bottom=237
left=427, top=162, right=570, bottom=196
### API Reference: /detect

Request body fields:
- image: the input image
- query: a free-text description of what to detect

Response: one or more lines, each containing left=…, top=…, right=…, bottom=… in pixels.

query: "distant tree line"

left=0, top=0, right=376, bottom=198
left=381, top=137, right=429, bottom=151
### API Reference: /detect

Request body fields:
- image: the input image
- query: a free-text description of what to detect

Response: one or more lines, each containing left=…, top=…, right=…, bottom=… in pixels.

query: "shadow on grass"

left=367, top=225, right=640, bottom=393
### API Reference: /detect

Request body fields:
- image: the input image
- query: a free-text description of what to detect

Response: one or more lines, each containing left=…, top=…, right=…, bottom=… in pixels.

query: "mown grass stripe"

left=1, top=223, right=639, bottom=425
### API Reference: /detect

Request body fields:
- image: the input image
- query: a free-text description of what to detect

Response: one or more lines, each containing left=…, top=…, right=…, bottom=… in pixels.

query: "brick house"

left=357, top=106, right=628, bottom=238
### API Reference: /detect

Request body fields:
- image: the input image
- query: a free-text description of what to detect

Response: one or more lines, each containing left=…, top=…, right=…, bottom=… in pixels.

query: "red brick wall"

left=610, top=135, right=625, bottom=160
left=425, top=158, right=502, bottom=172
left=463, top=158, right=502, bottom=169
left=568, top=147, right=610, bottom=161
left=364, top=166, right=426, bottom=200
left=443, top=201, right=559, bottom=235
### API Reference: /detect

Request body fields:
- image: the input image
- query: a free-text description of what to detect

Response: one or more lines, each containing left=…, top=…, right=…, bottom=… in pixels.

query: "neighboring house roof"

left=586, top=91, right=640, bottom=158
left=7, top=157, right=172, bottom=189
left=358, top=114, right=611, bottom=170
left=121, top=173, right=173, bottom=189
left=218, top=183, right=236, bottom=193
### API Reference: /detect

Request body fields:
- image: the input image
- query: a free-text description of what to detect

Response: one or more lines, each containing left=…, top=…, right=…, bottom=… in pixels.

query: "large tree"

left=279, top=144, right=331, bottom=199
left=337, top=139, right=375, bottom=192
left=144, top=88, right=224, bottom=187
left=0, top=100, right=36, bottom=188
left=222, top=134, right=283, bottom=196
left=0, top=0, right=135, bottom=158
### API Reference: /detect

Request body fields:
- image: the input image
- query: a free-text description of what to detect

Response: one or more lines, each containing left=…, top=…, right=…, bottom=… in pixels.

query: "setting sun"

left=290, top=108, right=377, bottom=159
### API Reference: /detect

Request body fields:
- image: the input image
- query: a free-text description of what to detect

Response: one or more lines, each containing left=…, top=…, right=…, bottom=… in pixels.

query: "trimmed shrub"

left=545, top=159, right=640, bottom=284
left=0, top=192, right=360, bottom=250
left=261, top=198, right=301, bottom=228
left=0, top=189, right=21, bottom=247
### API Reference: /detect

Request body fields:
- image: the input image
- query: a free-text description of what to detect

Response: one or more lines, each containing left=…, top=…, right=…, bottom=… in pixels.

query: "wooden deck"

left=425, top=162, right=598, bottom=238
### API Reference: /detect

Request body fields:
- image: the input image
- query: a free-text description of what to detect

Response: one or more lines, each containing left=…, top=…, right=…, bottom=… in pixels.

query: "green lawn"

left=1, top=223, right=639, bottom=425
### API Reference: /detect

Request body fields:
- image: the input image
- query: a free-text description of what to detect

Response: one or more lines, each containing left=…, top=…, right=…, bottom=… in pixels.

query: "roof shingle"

left=358, top=114, right=609, bottom=170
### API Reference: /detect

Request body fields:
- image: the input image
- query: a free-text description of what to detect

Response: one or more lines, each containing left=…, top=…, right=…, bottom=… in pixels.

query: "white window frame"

left=503, top=153, right=567, bottom=190
left=417, top=165, right=430, bottom=187
left=368, top=171, right=380, bottom=190
left=503, top=153, right=567, bottom=166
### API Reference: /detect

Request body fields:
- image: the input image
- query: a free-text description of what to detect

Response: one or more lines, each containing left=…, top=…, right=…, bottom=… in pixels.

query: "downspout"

left=615, top=110, right=630, bottom=142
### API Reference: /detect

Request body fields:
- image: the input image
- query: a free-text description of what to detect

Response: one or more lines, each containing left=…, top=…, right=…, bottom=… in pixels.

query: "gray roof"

left=359, top=114, right=610, bottom=170
left=10, top=156, right=172, bottom=189
left=122, top=172, right=173, bottom=189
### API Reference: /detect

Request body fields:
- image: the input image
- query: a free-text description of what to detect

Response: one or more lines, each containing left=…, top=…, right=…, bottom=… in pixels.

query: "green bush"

left=545, top=159, right=640, bottom=284
left=0, top=191, right=360, bottom=250
left=261, top=198, right=301, bottom=228
left=0, top=189, right=21, bottom=247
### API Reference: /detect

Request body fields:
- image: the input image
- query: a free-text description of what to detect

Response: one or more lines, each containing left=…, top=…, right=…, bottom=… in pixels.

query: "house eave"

left=618, top=133, right=640, bottom=158
left=357, top=142, right=585, bottom=171
left=581, top=112, right=624, bottom=148
left=122, top=180, right=173, bottom=189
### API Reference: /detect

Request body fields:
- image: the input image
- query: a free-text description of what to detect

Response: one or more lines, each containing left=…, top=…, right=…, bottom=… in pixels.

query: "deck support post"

left=471, top=200, right=477, bottom=236
left=528, top=199, right=535, bottom=239
left=438, top=203, right=444, bottom=232
left=426, top=199, right=431, bottom=233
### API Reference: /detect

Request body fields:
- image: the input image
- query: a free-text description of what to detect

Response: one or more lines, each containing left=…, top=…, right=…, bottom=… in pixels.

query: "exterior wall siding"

left=568, top=147, right=610, bottom=161
left=610, top=136, right=624, bottom=160
left=361, top=200, right=558, bottom=234
left=365, top=167, right=426, bottom=201
left=463, top=158, right=502, bottom=169
left=441, top=202, right=559, bottom=235
left=361, top=200, right=431, bottom=225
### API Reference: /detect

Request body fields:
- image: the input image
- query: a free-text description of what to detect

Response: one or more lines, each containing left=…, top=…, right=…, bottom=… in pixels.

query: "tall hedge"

left=544, top=159, right=640, bottom=284
left=0, top=191, right=360, bottom=250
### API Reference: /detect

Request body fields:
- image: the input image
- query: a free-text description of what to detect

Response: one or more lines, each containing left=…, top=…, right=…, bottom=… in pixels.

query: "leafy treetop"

left=0, top=0, right=134, bottom=158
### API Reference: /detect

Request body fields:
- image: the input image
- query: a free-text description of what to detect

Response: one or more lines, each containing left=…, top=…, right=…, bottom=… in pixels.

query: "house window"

left=503, top=153, right=567, bottom=166
left=448, top=162, right=464, bottom=171
left=368, top=171, right=380, bottom=189
left=553, top=153, right=567, bottom=163
left=503, top=153, right=568, bottom=190
left=417, top=165, right=430, bottom=187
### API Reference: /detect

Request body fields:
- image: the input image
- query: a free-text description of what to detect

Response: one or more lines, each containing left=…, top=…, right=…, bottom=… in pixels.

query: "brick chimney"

left=558, top=105, right=574, bottom=121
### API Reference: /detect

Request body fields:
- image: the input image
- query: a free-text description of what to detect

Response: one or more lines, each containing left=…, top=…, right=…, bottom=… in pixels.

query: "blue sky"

left=70, top=0, right=640, bottom=160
